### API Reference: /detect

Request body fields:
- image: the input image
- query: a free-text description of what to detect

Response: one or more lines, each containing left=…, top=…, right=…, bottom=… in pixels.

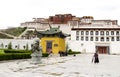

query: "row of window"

left=76, top=36, right=120, bottom=41
left=0, top=44, right=29, bottom=49
left=76, top=31, right=120, bottom=36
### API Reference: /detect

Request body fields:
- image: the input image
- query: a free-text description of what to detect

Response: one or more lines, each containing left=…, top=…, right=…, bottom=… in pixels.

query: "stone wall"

left=0, top=39, right=34, bottom=50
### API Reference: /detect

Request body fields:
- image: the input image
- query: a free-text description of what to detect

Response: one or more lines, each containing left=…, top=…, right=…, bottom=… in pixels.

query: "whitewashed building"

left=18, top=16, right=120, bottom=54
left=68, top=16, right=120, bottom=54
left=20, top=18, right=50, bottom=31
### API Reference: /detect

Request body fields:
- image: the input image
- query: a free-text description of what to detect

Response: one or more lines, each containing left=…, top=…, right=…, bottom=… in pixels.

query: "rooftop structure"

left=49, top=14, right=79, bottom=24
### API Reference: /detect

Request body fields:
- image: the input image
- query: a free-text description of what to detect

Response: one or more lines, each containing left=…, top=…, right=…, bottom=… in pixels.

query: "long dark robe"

left=94, top=53, right=99, bottom=63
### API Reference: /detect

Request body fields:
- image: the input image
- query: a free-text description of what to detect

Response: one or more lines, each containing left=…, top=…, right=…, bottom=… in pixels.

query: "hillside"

left=0, top=27, right=27, bottom=39
left=0, top=33, right=13, bottom=39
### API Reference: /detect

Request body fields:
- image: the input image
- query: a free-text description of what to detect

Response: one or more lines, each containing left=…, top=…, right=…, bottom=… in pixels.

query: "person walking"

left=92, top=52, right=99, bottom=63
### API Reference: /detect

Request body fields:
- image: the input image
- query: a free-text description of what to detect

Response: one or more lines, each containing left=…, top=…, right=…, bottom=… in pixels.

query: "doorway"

left=96, top=46, right=109, bottom=54
left=46, top=41, right=52, bottom=53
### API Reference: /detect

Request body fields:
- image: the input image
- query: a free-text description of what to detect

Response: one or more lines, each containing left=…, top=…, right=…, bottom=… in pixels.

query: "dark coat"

left=93, top=53, right=99, bottom=63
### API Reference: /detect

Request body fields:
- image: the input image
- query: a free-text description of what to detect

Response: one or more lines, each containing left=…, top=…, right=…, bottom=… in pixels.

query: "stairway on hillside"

left=0, top=31, right=16, bottom=39
left=18, top=28, right=36, bottom=39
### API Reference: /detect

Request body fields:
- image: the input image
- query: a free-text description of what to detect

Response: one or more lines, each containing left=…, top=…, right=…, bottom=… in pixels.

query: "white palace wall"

left=110, top=42, right=120, bottom=54
left=68, top=41, right=95, bottom=53
left=0, top=39, right=34, bottom=50
left=68, top=29, right=120, bottom=55
left=68, top=40, right=120, bottom=54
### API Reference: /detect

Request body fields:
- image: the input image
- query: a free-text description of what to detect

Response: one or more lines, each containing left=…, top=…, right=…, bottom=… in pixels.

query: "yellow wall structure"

left=40, top=37, right=66, bottom=54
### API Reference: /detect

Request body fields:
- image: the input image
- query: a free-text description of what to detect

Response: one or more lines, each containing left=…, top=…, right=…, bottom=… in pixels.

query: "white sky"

left=0, top=0, right=120, bottom=29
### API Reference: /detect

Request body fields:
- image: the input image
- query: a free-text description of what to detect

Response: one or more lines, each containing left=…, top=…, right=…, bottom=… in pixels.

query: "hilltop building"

left=20, top=14, right=79, bottom=35
left=69, top=16, right=120, bottom=54
left=49, top=14, right=79, bottom=24
left=18, top=15, right=120, bottom=54
left=20, top=18, right=50, bottom=31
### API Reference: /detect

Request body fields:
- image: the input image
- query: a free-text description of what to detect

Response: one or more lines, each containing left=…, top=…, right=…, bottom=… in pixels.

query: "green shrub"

left=26, top=43, right=29, bottom=50
left=8, top=42, right=12, bottom=49
left=42, top=53, right=49, bottom=57
left=0, top=48, right=50, bottom=61
left=68, top=49, right=72, bottom=53
left=0, top=53, right=31, bottom=61
left=67, top=49, right=81, bottom=55
left=0, top=50, right=5, bottom=54
left=68, top=51, right=81, bottom=55
left=3, top=49, right=31, bottom=53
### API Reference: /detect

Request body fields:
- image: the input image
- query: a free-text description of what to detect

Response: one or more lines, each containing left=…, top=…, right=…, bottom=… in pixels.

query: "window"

left=90, top=31, right=93, bottom=35
left=54, top=44, right=58, bottom=47
left=90, top=37, right=93, bottom=41
left=111, top=37, right=114, bottom=41
left=81, top=31, right=84, bottom=35
left=81, top=37, right=84, bottom=41
left=86, top=37, right=88, bottom=41
left=23, top=46, right=26, bottom=49
left=101, top=37, right=104, bottom=41
left=116, top=31, right=119, bottom=35
left=116, top=37, right=119, bottom=41
left=5, top=45, right=7, bottom=48
left=81, top=43, right=84, bottom=46
left=107, top=22, right=110, bottom=25
left=106, top=31, right=109, bottom=35
left=31, top=44, right=33, bottom=47
left=100, top=31, right=104, bottom=35
left=111, top=31, right=114, bottom=35
left=86, top=31, right=89, bottom=35
left=76, top=31, right=79, bottom=35
left=106, top=37, right=109, bottom=41
left=76, top=36, right=79, bottom=40
left=15, top=45, right=18, bottom=48
left=95, top=37, right=98, bottom=41
left=95, top=31, right=99, bottom=35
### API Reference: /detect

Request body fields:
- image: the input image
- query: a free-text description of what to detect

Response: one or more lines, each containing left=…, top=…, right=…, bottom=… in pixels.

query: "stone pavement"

left=0, top=54, right=120, bottom=77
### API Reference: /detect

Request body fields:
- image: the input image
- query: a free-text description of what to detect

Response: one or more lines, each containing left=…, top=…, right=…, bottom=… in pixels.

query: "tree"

left=8, top=42, right=12, bottom=49
left=26, top=43, right=29, bottom=50
left=66, top=43, right=69, bottom=52
left=17, top=44, right=20, bottom=49
left=1, top=43, right=4, bottom=48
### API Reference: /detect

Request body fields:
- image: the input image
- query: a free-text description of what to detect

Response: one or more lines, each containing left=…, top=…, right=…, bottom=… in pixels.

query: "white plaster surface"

left=0, top=54, right=120, bottom=77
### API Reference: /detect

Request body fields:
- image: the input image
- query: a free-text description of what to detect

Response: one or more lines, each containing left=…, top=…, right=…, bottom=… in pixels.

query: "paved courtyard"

left=0, top=54, right=120, bottom=77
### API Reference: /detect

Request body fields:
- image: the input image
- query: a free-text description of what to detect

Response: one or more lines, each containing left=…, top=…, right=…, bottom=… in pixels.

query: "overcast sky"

left=0, top=0, right=120, bottom=29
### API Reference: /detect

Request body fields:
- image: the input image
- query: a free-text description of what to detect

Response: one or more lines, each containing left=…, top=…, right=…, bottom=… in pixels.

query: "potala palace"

left=0, top=14, right=120, bottom=54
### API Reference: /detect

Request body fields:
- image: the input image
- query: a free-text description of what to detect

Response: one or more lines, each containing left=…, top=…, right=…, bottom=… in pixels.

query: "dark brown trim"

left=71, top=28, right=120, bottom=30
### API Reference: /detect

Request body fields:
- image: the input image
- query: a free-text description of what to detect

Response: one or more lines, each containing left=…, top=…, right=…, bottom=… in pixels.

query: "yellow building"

left=37, top=27, right=69, bottom=54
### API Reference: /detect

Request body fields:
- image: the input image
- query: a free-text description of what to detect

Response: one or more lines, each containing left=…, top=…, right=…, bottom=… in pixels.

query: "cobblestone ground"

left=0, top=54, right=120, bottom=77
